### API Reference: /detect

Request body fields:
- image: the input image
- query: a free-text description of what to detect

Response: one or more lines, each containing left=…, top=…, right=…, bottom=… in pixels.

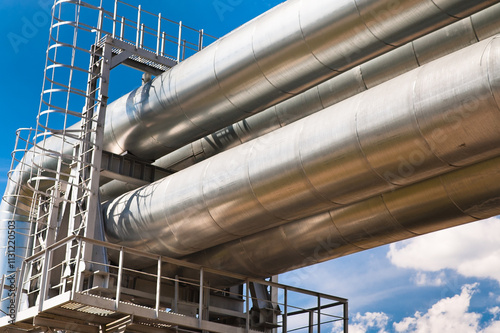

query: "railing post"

left=14, top=266, right=24, bottom=317
left=112, top=0, right=117, bottom=38
left=344, top=301, right=349, bottom=333
left=198, top=29, right=204, bottom=51
left=245, top=279, right=250, bottom=333
left=120, top=16, right=125, bottom=40
left=97, top=5, right=104, bottom=41
left=283, top=288, right=288, bottom=333
left=72, top=239, right=83, bottom=296
left=199, top=267, right=204, bottom=328
left=317, top=295, right=321, bottom=333
left=0, top=274, right=5, bottom=302
left=140, top=23, right=145, bottom=48
left=182, top=39, right=187, bottom=61
left=161, top=32, right=166, bottom=57
left=155, top=255, right=161, bottom=318
left=38, top=249, right=52, bottom=312
left=135, top=5, right=141, bottom=48
left=177, top=21, right=183, bottom=63
left=309, top=310, right=314, bottom=333
left=115, top=247, right=123, bottom=310
left=156, top=13, right=162, bottom=56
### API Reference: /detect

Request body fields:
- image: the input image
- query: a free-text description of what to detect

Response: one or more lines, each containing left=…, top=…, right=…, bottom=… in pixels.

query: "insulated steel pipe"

left=104, top=37, right=500, bottom=258
left=183, top=156, right=500, bottom=280
left=150, top=3, right=500, bottom=175
left=100, top=3, right=500, bottom=202
left=101, top=0, right=499, bottom=161
left=2, top=0, right=499, bottom=279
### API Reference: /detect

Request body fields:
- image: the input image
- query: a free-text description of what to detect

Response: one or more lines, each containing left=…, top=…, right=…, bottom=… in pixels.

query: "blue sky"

left=1, top=1, right=499, bottom=332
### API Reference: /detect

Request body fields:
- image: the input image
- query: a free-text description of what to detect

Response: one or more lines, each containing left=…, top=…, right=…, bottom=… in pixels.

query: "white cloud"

left=393, top=283, right=480, bottom=332
left=489, top=293, right=500, bottom=303
left=482, top=321, right=500, bottom=333
left=392, top=284, right=500, bottom=333
left=489, top=306, right=500, bottom=318
left=329, top=283, right=500, bottom=333
left=331, top=312, right=389, bottom=333
left=350, top=312, right=389, bottom=333
left=413, top=271, right=446, bottom=287
left=482, top=306, right=500, bottom=333
left=387, top=217, right=500, bottom=284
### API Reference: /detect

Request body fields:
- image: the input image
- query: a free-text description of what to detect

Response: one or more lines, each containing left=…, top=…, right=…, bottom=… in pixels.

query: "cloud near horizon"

left=332, top=284, right=500, bottom=333
left=393, top=283, right=481, bottom=332
left=387, top=217, right=500, bottom=285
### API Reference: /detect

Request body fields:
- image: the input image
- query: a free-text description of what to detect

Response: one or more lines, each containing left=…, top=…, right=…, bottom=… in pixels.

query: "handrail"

left=23, top=234, right=348, bottom=303
left=17, top=234, right=348, bottom=332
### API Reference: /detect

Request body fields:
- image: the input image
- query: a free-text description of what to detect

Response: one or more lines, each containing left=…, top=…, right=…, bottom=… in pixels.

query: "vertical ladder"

left=64, top=36, right=112, bottom=290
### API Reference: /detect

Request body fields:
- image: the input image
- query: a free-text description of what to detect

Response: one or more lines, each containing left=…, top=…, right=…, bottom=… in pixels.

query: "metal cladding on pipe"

left=184, top=157, right=500, bottom=280
left=150, top=3, right=500, bottom=176
left=100, top=0, right=497, bottom=161
left=2, top=0, right=500, bottom=282
left=104, top=37, right=500, bottom=259
left=100, top=3, right=500, bottom=202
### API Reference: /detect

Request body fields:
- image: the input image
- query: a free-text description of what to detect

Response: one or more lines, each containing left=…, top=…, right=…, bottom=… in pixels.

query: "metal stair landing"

left=97, top=36, right=176, bottom=76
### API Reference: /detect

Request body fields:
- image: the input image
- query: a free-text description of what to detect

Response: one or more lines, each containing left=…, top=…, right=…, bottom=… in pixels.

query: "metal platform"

left=1, top=236, right=348, bottom=333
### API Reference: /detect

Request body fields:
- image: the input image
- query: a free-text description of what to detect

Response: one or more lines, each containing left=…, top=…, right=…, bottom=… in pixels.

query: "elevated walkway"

left=1, top=236, right=348, bottom=333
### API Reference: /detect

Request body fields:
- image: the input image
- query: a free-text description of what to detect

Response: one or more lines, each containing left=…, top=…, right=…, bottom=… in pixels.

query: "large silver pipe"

left=150, top=3, right=500, bottom=175
left=100, top=3, right=500, bottom=203
left=184, top=156, right=500, bottom=280
left=102, top=0, right=499, bottom=161
left=103, top=36, right=500, bottom=258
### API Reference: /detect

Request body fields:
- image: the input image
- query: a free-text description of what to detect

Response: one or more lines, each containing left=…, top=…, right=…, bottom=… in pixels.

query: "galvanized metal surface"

left=101, top=0, right=497, bottom=161
left=5, top=0, right=490, bottom=215
left=149, top=3, right=500, bottom=175
left=104, top=37, right=500, bottom=259
left=101, top=2, right=500, bottom=204
left=185, top=156, right=500, bottom=278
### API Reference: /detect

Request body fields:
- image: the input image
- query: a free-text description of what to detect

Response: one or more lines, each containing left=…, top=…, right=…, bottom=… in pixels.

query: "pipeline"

left=103, top=37, right=500, bottom=259
left=183, top=156, right=500, bottom=281
left=155, top=3, right=500, bottom=173
left=99, top=2, right=500, bottom=202
left=4, top=0, right=495, bottom=272
left=101, top=0, right=500, bottom=161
